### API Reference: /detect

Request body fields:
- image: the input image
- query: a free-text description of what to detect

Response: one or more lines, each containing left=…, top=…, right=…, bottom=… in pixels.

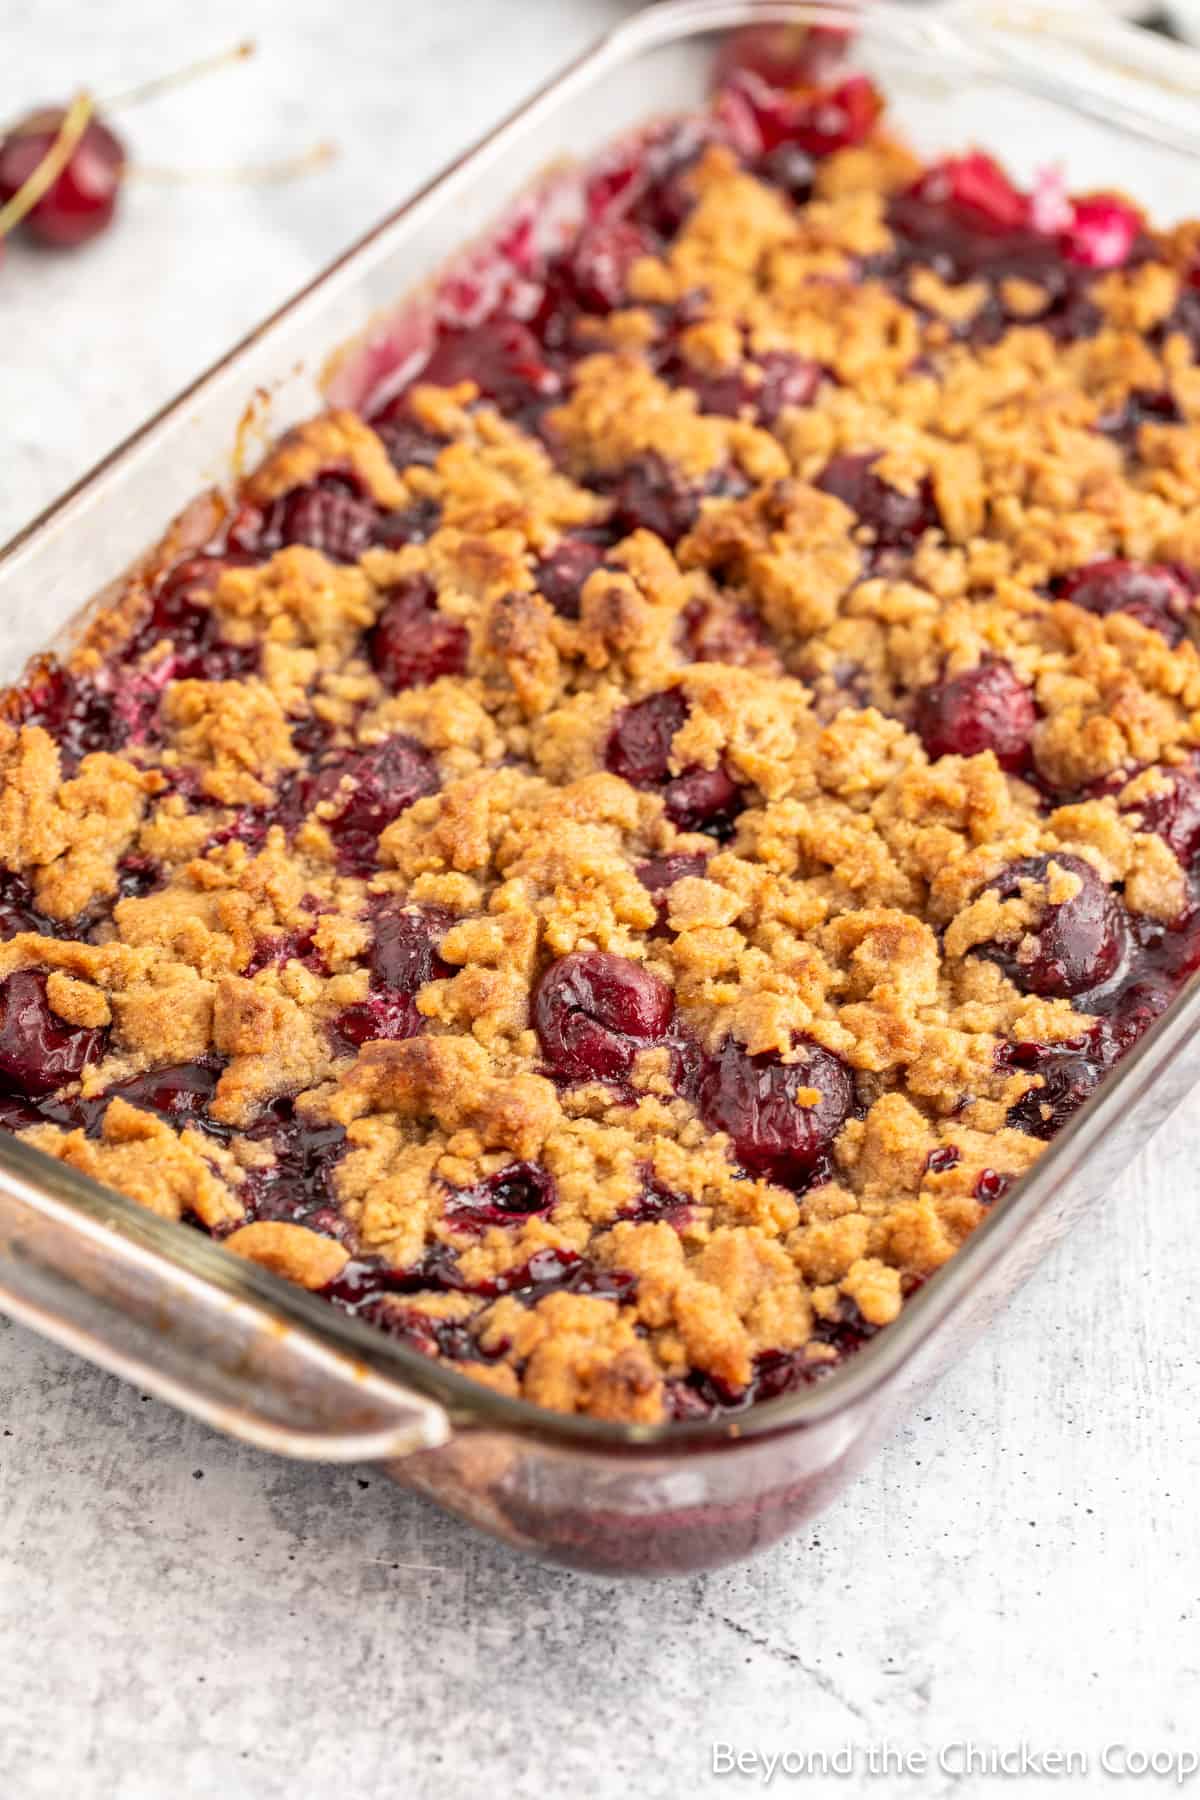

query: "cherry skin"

left=0, top=970, right=108, bottom=1095
left=698, top=1035, right=853, bottom=1188
left=606, top=451, right=708, bottom=547
left=534, top=951, right=674, bottom=1081
left=0, top=108, right=125, bottom=247
left=568, top=219, right=653, bottom=312
left=1054, top=560, right=1193, bottom=646
left=368, top=578, right=468, bottom=690
left=913, top=660, right=1036, bottom=771
left=981, top=853, right=1129, bottom=1000
left=258, top=475, right=379, bottom=565
left=534, top=536, right=609, bottom=621
left=605, top=689, right=746, bottom=836
left=816, top=452, right=939, bottom=549
left=300, top=736, right=439, bottom=874
left=1126, top=759, right=1200, bottom=871
left=636, top=852, right=709, bottom=895
left=445, top=1162, right=557, bottom=1229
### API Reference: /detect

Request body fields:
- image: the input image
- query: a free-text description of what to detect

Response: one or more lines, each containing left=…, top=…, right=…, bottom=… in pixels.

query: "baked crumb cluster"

left=3, top=42, right=1200, bottom=1423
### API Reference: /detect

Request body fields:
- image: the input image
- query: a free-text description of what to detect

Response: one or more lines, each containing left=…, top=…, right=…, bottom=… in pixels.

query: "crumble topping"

left=3, top=54, right=1200, bottom=1424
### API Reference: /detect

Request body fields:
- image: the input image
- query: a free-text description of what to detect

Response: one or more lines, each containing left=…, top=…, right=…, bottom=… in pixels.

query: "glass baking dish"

left=3, top=0, right=1200, bottom=1577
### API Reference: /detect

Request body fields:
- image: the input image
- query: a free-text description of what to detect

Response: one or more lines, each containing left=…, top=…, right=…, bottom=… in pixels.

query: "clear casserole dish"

left=2, top=0, right=1200, bottom=1577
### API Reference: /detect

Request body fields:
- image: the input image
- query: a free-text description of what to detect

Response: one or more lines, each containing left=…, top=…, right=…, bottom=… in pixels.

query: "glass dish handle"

left=0, top=1146, right=449, bottom=1463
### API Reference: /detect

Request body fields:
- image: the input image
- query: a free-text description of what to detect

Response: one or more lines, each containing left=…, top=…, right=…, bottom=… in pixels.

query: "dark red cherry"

left=681, top=597, right=769, bottom=666
left=533, top=536, right=609, bottom=621
left=445, top=1161, right=557, bottom=1229
left=260, top=475, right=379, bottom=564
left=679, top=350, right=820, bottom=426
left=981, top=853, right=1129, bottom=1000
left=1001, top=1034, right=1109, bottom=1141
left=302, top=736, right=438, bottom=874
left=534, top=951, right=674, bottom=1081
left=1125, top=759, right=1200, bottom=870
left=0, top=872, right=58, bottom=940
left=368, top=577, right=468, bottom=690
left=568, top=219, right=653, bottom=312
left=366, top=398, right=446, bottom=472
left=908, top=152, right=1030, bottom=235
left=0, top=108, right=125, bottom=247
left=1054, top=560, right=1193, bottom=646
left=330, top=992, right=423, bottom=1052
left=606, top=689, right=745, bottom=836
left=1097, top=388, right=1182, bottom=452
left=103, top=1059, right=223, bottom=1128
left=0, top=970, right=107, bottom=1095
left=636, top=853, right=710, bottom=894
left=816, top=452, right=939, bottom=549
left=419, top=319, right=562, bottom=418
left=606, top=452, right=708, bottom=546
left=756, top=143, right=816, bottom=203
left=698, top=1035, right=853, bottom=1187
left=661, top=762, right=744, bottom=835
left=372, top=904, right=452, bottom=994
left=913, top=660, right=1037, bottom=771
left=606, top=688, right=689, bottom=789
left=722, top=71, right=882, bottom=157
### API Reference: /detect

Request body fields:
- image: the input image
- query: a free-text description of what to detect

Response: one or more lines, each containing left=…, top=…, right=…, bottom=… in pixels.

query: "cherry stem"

left=131, top=141, right=337, bottom=185
left=0, top=91, right=93, bottom=240
left=102, top=40, right=256, bottom=112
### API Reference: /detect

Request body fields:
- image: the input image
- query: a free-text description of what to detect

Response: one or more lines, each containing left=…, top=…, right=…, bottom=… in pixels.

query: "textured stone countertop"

left=1, top=4, right=1199, bottom=1796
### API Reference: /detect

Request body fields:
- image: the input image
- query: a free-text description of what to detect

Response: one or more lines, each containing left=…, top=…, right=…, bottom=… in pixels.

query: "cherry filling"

left=0, top=872, right=61, bottom=940
left=1053, top=560, right=1195, bottom=646
left=913, top=660, right=1037, bottom=771
left=364, top=397, right=447, bottom=473
left=605, top=689, right=746, bottom=837
left=533, top=534, right=612, bottom=621
left=815, top=452, right=939, bottom=550
left=697, top=1035, right=853, bottom=1189
left=368, top=576, right=469, bottom=690
left=444, top=1161, right=557, bottom=1231
left=602, top=451, right=748, bottom=548
left=323, top=1244, right=635, bottom=1363
left=534, top=951, right=674, bottom=1082
left=670, top=349, right=822, bottom=427
left=415, top=319, right=563, bottom=426
left=0, top=970, right=108, bottom=1096
left=720, top=70, right=883, bottom=157
left=882, top=157, right=1105, bottom=346
left=636, top=852, right=710, bottom=895
left=292, top=735, right=439, bottom=875
left=104, top=1058, right=225, bottom=1131
left=237, top=1097, right=348, bottom=1235
left=257, top=474, right=380, bottom=564
left=330, top=904, right=452, bottom=1051
left=1001, top=896, right=1200, bottom=1142
left=979, top=853, right=1130, bottom=1001
left=1098, top=388, right=1182, bottom=452
left=1125, top=758, right=1200, bottom=869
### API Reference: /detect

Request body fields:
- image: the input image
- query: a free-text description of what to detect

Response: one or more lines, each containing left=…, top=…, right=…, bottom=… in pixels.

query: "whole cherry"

left=0, top=103, right=125, bottom=247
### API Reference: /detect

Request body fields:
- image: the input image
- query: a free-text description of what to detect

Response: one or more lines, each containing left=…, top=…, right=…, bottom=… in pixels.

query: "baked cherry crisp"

left=3, top=41, right=1200, bottom=1423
